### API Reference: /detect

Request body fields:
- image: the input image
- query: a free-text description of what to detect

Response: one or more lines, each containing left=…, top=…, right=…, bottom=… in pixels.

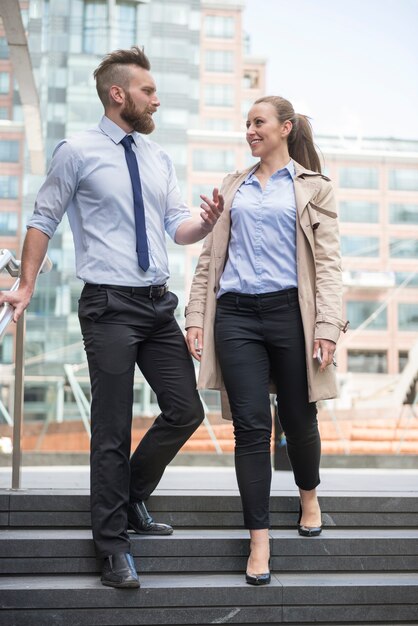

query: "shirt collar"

left=244, top=159, right=295, bottom=185
left=99, top=116, right=141, bottom=146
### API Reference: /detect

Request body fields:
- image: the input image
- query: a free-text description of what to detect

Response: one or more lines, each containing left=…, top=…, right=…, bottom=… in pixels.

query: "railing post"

left=11, top=311, right=26, bottom=489
left=1, top=250, right=52, bottom=489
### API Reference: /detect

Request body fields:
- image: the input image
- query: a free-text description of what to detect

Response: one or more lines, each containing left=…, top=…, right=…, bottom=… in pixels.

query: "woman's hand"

left=186, top=327, right=203, bottom=361
left=313, top=338, right=336, bottom=372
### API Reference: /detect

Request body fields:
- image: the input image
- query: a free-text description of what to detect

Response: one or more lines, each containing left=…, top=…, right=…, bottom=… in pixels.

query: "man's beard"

left=121, top=92, right=155, bottom=134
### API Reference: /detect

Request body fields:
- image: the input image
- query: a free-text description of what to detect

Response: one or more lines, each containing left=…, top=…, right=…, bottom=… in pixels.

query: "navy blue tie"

left=120, top=135, right=150, bottom=272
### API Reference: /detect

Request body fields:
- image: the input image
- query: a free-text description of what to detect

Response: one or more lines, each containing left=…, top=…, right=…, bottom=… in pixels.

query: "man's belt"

left=85, top=283, right=169, bottom=299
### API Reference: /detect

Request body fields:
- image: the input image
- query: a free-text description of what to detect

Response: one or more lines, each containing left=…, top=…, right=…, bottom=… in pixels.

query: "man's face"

left=120, top=66, right=160, bottom=134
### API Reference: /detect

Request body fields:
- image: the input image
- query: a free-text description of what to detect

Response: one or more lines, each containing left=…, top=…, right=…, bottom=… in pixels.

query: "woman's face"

left=246, top=102, right=291, bottom=159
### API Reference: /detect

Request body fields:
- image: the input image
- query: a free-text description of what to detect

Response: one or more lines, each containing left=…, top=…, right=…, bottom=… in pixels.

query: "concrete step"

left=1, top=490, right=418, bottom=528
left=0, top=572, right=417, bottom=626
left=1, top=528, right=418, bottom=575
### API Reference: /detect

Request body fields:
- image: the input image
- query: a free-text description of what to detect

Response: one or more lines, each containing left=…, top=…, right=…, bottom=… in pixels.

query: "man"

left=0, top=47, right=223, bottom=588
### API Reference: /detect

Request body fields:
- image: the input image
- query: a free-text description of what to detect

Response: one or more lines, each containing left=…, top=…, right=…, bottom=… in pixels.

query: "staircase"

left=1, top=481, right=418, bottom=625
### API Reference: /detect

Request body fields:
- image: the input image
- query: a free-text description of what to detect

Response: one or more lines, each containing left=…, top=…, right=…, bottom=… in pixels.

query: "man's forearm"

left=175, top=217, right=212, bottom=245
left=19, top=228, right=50, bottom=295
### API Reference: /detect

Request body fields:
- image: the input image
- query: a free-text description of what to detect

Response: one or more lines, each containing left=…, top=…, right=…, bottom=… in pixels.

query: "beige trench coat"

left=185, top=160, right=348, bottom=417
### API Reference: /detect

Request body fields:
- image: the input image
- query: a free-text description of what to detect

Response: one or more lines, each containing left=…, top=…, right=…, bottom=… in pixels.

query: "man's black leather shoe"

left=128, top=501, right=173, bottom=535
left=101, top=552, right=140, bottom=588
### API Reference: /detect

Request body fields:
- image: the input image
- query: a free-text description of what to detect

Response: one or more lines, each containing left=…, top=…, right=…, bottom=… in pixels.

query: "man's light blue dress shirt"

left=28, top=116, right=191, bottom=286
left=218, top=161, right=298, bottom=297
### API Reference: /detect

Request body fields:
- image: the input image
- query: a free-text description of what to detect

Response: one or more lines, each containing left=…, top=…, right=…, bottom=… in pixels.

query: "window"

left=24, top=386, right=47, bottom=403
left=83, top=1, right=107, bottom=55
left=161, top=143, right=187, bottom=166
left=69, top=66, right=92, bottom=88
left=241, top=98, right=254, bottom=119
left=204, top=84, right=234, bottom=107
left=193, top=149, right=235, bottom=172
left=204, top=15, right=235, bottom=38
left=347, top=350, right=387, bottom=373
left=0, top=141, right=19, bottom=163
left=339, top=167, right=379, bottom=189
left=0, top=37, right=9, bottom=59
left=153, top=72, right=190, bottom=95
left=341, top=235, right=379, bottom=257
left=192, top=184, right=213, bottom=207
left=0, top=334, right=13, bottom=364
left=245, top=152, right=258, bottom=167
left=203, top=118, right=233, bottom=131
left=389, top=203, right=418, bottom=224
left=0, top=212, right=18, bottom=236
left=205, top=50, right=234, bottom=73
left=389, top=169, right=418, bottom=192
left=399, top=351, right=409, bottom=372
left=339, top=201, right=379, bottom=223
left=390, top=238, right=418, bottom=258
left=116, top=2, right=137, bottom=48
left=152, top=2, right=188, bottom=25
left=20, top=8, right=29, bottom=27
left=192, top=185, right=202, bottom=207
left=0, top=176, right=19, bottom=199
left=395, top=272, right=418, bottom=288
left=150, top=38, right=190, bottom=60
left=0, top=107, right=9, bottom=120
left=28, top=291, right=57, bottom=315
left=160, top=109, right=188, bottom=127
left=243, top=70, right=260, bottom=89
left=346, top=301, right=387, bottom=330
left=398, top=304, right=418, bottom=331
left=0, top=72, right=10, bottom=95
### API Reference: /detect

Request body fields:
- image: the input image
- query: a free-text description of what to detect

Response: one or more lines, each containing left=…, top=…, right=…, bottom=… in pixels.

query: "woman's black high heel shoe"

left=245, top=558, right=271, bottom=586
left=245, top=571, right=271, bottom=586
left=297, top=504, right=322, bottom=537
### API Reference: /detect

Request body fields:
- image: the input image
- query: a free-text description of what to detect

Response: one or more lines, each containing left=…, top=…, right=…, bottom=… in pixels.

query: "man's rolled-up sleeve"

left=163, top=155, right=191, bottom=240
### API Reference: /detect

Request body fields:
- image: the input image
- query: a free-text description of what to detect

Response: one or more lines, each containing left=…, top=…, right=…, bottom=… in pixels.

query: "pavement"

left=1, top=464, right=418, bottom=494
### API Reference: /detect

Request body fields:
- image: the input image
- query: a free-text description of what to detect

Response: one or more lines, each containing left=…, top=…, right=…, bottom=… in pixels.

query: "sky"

left=243, top=0, right=418, bottom=140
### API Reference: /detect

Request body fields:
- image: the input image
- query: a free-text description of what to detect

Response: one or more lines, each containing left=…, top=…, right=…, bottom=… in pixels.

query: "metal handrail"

left=0, top=249, right=52, bottom=488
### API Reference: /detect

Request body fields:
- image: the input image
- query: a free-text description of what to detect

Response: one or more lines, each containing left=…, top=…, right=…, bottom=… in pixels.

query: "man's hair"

left=93, top=46, right=151, bottom=107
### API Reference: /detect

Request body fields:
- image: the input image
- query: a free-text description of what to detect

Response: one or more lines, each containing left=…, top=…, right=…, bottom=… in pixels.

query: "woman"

left=185, top=96, right=348, bottom=585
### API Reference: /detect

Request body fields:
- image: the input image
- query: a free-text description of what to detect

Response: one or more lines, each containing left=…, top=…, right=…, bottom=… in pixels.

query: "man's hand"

left=0, top=286, right=33, bottom=323
left=0, top=228, right=49, bottom=323
left=186, top=327, right=203, bottom=361
left=175, top=188, right=225, bottom=245
left=313, top=338, right=336, bottom=372
left=199, top=187, right=224, bottom=232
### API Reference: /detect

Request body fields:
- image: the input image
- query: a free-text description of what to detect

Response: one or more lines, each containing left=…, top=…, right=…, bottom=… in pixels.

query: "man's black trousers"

left=78, top=284, right=204, bottom=557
